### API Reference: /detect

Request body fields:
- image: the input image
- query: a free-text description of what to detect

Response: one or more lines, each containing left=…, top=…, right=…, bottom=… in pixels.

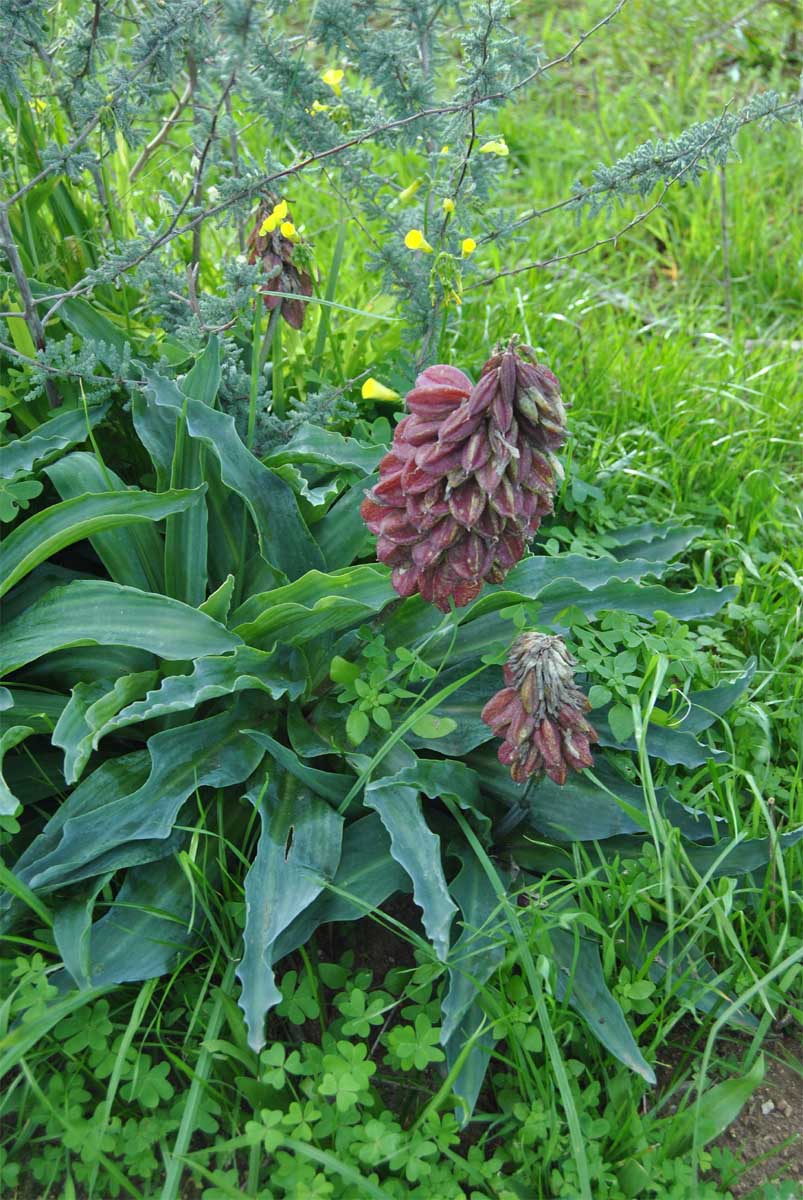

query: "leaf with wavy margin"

left=238, top=773, right=343, bottom=1050
left=551, top=926, right=655, bottom=1082
left=0, top=404, right=109, bottom=478
left=140, top=367, right=323, bottom=579
left=232, top=565, right=395, bottom=648
left=0, top=579, right=240, bottom=678
left=15, top=706, right=264, bottom=894
left=0, top=487, right=201, bottom=599
left=364, top=775, right=456, bottom=961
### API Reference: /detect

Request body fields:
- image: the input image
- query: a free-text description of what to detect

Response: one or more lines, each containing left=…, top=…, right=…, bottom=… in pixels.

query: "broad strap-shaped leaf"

left=0, top=403, right=109, bottom=478
left=273, top=813, right=410, bottom=962
left=0, top=487, right=202, bottom=599
left=238, top=772, right=343, bottom=1051
left=139, top=366, right=324, bottom=579
left=365, top=774, right=457, bottom=961
left=315, top=472, right=378, bottom=569
left=473, top=753, right=725, bottom=843
left=384, top=757, right=492, bottom=833
left=595, top=708, right=728, bottom=766
left=54, top=646, right=306, bottom=784
left=607, top=522, right=705, bottom=563
left=0, top=579, right=240, bottom=678
left=536, top=577, right=737, bottom=625
left=673, top=659, right=757, bottom=734
left=53, top=872, right=113, bottom=989
left=263, top=423, right=383, bottom=474
left=45, top=452, right=167, bottom=592
left=385, top=550, right=678, bottom=651
left=624, top=920, right=758, bottom=1032
left=550, top=926, right=656, bottom=1083
left=53, top=671, right=159, bottom=785
left=0, top=724, right=35, bottom=815
left=55, top=857, right=198, bottom=990
left=245, top=731, right=353, bottom=805
left=441, top=845, right=506, bottom=1045
left=162, top=336, right=222, bottom=605
left=16, top=706, right=265, bottom=893
left=232, top=565, right=395, bottom=648
left=0, top=686, right=66, bottom=731
left=0, top=752, right=149, bottom=928
left=272, top=463, right=341, bottom=517
left=684, top=828, right=803, bottom=877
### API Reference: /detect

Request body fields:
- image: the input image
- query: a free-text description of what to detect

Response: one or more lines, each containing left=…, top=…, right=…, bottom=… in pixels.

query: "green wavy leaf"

left=0, top=579, right=240, bottom=678
left=238, top=773, right=343, bottom=1051
left=0, top=487, right=202, bottom=599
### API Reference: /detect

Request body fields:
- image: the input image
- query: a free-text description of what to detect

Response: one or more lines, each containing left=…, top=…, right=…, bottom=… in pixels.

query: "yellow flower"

left=440, top=145, right=450, bottom=155
left=398, top=178, right=422, bottom=202
left=29, top=98, right=47, bottom=114
left=258, top=199, right=289, bottom=236
left=461, top=237, right=476, bottom=257
left=280, top=220, right=299, bottom=241
left=362, top=378, right=400, bottom=401
left=322, top=68, right=344, bottom=97
left=479, top=138, right=509, bottom=156
left=442, top=197, right=455, bottom=215
left=404, top=229, right=433, bottom=253
left=309, top=99, right=331, bottom=115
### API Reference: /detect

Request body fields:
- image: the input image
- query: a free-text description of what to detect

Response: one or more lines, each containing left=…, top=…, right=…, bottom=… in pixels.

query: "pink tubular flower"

left=482, top=633, right=598, bottom=785
left=360, top=342, right=569, bottom=611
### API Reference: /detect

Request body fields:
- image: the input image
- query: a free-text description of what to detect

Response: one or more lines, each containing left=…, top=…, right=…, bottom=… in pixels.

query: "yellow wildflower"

left=362, top=378, right=400, bottom=401
left=280, top=221, right=299, bottom=241
left=309, top=99, right=331, bottom=115
left=479, top=138, right=509, bottom=156
left=461, top=237, right=476, bottom=257
left=442, top=197, right=455, bottom=215
left=398, top=179, right=422, bottom=202
left=440, top=145, right=449, bottom=155
left=404, top=229, right=433, bottom=253
left=29, top=98, right=47, bottom=113
left=322, top=68, right=344, bottom=97
left=259, top=199, right=289, bottom=236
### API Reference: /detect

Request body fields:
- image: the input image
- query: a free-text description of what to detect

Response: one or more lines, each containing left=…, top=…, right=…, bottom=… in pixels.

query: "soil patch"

left=721, top=1047, right=803, bottom=1196
left=656, top=1021, right=803, bottom=1194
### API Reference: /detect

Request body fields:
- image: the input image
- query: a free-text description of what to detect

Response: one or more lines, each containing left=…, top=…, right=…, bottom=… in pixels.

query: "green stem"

left=161, top=958, right=237, bottom=1200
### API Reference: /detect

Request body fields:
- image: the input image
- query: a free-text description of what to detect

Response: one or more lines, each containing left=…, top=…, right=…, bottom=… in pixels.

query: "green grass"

left=2, top=1, right=803, bottom=1197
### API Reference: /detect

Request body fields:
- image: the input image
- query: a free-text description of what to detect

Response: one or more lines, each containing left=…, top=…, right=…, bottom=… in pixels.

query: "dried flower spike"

left=360, top=341, right=570, bottom=611
left=247, top=198, right=313, bottom=330
left=482, top=633, right=598, bottom=784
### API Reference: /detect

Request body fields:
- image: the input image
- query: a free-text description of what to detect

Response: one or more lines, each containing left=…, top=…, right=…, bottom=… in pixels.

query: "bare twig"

left=468, top=103, right=738, bottom=290
left=5, top=2, right=203, bottom=208
left=510, top=0, right=629, bottom=94
left=0, top=210, right=60, bottom=406
left=130, top=78, right=194, bottom=183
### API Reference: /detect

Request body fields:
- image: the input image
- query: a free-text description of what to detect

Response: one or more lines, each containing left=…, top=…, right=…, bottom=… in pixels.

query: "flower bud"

left=482, top=633, right=598, bottom=784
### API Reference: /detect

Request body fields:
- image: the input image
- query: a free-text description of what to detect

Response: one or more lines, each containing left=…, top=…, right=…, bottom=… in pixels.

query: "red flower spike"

left=361, top=342, right=570, bottom=610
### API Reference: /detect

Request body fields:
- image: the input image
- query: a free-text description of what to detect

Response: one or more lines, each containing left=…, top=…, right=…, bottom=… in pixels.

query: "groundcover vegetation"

left=1, top=1, right=802, bottom=1197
